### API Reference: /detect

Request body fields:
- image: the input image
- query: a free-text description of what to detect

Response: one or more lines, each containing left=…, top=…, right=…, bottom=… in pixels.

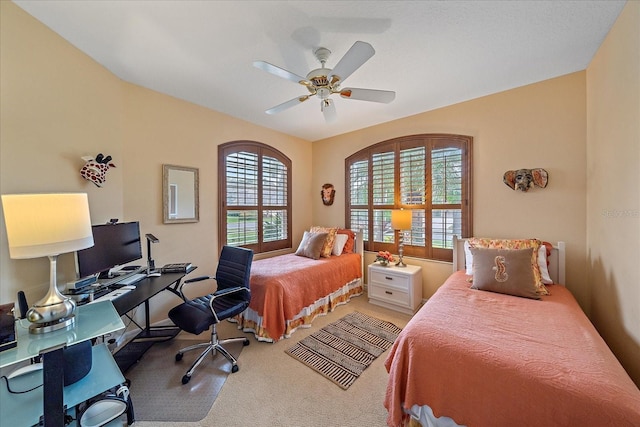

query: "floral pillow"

left=310, top=226, right=337, bottom=258
left=467, top=237, right=549, bottom=295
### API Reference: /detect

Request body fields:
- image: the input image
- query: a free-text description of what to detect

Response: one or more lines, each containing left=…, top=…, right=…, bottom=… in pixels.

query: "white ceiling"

left=14, top=1, right=626, bottom=142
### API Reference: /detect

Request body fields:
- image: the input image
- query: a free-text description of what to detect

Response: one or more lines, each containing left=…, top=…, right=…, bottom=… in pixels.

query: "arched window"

left=219, top=141, right=292, bottom=254
left=346, top=134, right=473, bottom=262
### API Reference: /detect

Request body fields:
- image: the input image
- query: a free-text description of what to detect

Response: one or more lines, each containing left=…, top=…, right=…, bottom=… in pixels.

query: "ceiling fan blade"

left=328, top=41, right=375, bottom=84
left=265, top=95, right=310, bottom=114
left=340, top=88, right=396, bottom=103
left=253, top=60, right=309, bottom=85
left=321, top=99, right=337, bottom=123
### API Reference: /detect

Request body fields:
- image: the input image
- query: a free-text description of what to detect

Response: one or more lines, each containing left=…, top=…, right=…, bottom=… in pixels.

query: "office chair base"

left=175, top=335, right=250, bottom=384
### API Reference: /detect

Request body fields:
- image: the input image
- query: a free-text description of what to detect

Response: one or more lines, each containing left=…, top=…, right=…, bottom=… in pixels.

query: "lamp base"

left=395, top=259, right=407, bottom=267
left=29, top=314, right=75, bottom=334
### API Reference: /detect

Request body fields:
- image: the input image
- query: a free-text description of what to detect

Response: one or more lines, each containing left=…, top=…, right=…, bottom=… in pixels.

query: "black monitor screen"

left=76, top=221, right=142, bottom=278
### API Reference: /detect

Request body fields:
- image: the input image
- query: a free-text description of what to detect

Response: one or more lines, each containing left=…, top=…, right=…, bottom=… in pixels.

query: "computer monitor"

left=76, top=221, right=143, bottom=279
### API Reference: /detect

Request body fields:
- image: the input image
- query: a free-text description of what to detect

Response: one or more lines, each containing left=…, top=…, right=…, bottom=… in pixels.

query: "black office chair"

left=168, top=246, right=253, bottom=384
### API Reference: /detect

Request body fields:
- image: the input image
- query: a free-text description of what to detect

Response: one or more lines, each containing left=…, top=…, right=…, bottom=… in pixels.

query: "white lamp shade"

left=391, top=209, right=412, bottom=230
left=2, top=193, right=94, bottom=259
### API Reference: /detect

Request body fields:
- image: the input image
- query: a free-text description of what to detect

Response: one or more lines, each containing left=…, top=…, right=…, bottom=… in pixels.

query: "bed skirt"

left=230, top=278, right=364, bottom=342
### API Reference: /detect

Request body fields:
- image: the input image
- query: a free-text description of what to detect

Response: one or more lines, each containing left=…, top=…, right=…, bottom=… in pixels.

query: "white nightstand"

left=368, top=263, right=422, bottom=314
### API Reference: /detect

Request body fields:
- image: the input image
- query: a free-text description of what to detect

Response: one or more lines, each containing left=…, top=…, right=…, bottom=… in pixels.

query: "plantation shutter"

left=219, top=141, right=291, bottom=253
left=345, top=134, right=472, bottom=262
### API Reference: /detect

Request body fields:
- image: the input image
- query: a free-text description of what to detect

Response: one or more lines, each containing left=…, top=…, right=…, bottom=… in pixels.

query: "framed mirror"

left=163, top=164, right=199, bottom=223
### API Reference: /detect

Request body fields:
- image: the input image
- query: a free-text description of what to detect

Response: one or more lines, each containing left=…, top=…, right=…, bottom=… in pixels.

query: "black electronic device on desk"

left=0, top=303, right=17, bottom=352
left=161, top=263, right=192, bottom=273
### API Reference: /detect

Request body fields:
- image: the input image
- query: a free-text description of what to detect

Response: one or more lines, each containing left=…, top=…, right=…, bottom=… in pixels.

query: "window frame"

left=345, top=134, right=473, bottom=262
left=218, top=141, right=292, bottom=254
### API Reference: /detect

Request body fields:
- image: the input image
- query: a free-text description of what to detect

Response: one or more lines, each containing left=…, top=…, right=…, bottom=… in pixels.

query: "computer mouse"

left=147, top=272, right=161, bottom=277
left=121, top=285, right=137, bottom=290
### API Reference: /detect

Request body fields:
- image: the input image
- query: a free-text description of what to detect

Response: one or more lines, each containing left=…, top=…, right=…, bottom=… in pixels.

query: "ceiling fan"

left=253, top=41, right=396, bottom=122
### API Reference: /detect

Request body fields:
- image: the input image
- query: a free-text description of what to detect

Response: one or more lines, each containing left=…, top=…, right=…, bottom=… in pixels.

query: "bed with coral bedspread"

left=233, top=230, right=363, bottom=342
left=384, top=236, right=640, bottom=427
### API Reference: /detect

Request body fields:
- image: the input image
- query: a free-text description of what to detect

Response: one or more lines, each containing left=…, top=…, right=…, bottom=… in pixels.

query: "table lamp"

left=146, top=233, right=159, bottom=275
left=1, top=193, right=94, bottom=334
left=391, top=209, right=412, bottom=267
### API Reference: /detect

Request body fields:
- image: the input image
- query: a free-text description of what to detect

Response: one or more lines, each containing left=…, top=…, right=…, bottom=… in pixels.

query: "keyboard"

left=90, top=288, right=132, bottom=304
left=117, top=273, right=146, bottom=286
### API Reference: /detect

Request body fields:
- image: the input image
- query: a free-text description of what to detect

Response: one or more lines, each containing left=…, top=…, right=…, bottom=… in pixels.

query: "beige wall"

left=314, top=73, right=588, bottom=305
left=586, top=1, right=640, bottom=385
left=0, top=2, right=312, bottom=322
left=1, top=2, right=124, bottom=306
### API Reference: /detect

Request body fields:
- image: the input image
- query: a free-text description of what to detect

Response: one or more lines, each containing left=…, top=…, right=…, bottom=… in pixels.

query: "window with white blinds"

left=346, top=134, right=472, bottom=262
left=219, top=141, right=291, bottom=253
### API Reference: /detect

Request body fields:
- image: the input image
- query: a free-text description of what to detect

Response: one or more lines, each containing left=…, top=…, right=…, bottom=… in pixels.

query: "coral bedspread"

left=245, top=252, right=362, bottom=341
left=384, top=271, right=640, bottom=427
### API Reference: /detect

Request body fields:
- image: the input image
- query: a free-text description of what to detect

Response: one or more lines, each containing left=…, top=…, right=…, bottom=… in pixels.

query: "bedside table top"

left=369, top=263, right=422, bottom=274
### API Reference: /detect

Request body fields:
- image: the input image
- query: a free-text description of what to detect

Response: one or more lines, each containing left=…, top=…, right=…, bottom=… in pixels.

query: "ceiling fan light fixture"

left=317, top=87, right=331, bottom=99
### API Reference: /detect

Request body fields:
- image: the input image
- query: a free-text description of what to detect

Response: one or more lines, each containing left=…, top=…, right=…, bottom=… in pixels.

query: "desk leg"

left=41, top=343, right=66, bottom=427
left=144, top=300, right=151, bottom=331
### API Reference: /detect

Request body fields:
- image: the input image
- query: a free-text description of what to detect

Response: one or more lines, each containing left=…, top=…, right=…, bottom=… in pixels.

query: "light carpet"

left=125, top=338, right=243, bottom=422
left=285, top=311, right=402, bottom=389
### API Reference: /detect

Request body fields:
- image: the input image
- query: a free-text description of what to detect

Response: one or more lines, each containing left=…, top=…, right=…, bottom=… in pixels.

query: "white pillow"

left=465, top=240, right=553, bottom=284
left=331, top=234, right=349, bottom=256
left=537, top=246, right=553, bottom=284
left=464, top=240, right=473, bottom=274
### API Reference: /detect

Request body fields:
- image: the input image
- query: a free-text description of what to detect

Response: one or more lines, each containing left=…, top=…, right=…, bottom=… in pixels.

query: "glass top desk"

left=0, top=301, right=125, bottom=426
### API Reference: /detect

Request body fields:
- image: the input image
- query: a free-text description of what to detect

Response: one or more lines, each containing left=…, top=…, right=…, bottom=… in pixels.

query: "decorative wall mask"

left=80, top=153, right=116, bottom=187
left=503, top=168, right=548, bottom=192
left=321, top=183, right=335, bottom=206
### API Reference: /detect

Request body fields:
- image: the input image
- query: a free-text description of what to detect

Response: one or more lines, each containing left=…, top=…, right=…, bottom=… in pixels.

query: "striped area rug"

left=285, top=311, right=402, bottom=389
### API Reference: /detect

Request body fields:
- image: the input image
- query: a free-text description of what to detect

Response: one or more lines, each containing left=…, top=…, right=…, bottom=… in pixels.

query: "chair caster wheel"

left=182, top=375, right=191, bottom=384
left=243, top=339, right=250, bottom=346
left=231, top=365, right=239, bottom=373
left=175, top=353, right=183, bottom=361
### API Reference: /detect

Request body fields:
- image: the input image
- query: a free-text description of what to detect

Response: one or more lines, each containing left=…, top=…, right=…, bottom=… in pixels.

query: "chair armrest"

left=208, top=286, right=250, bottom=320
left=171, top=276, right=214, bottom=301
left=184, top=275, right=213, bottom=284
left=211, top=286, right=245, bottom=298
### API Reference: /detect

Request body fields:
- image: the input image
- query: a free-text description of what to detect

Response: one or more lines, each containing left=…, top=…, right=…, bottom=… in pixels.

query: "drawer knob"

left=385, top=276, right=393, bottom=281
left=385, top=291, right=393, bottom=295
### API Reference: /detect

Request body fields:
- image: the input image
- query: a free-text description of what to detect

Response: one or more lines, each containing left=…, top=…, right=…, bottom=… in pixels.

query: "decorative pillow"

left=332, top=234, right=349, bottom=256
left=295, top=231, right=328, bottom=260
left=467, top=238, right=549, bottom=295
left=337, top=229, right=356, bottom=254
left=466, top=240, right=554, bottom=284
left=538, top=242, right=553, bottom=284
left=470, top=247, right=540, bottom=300
left=464, top=240, right=473, bottom=274
left=310, top=226, right=337, bottom=258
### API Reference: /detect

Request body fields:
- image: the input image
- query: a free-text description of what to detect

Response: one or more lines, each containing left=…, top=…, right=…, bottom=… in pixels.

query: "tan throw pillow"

left=295, top=231, right=328, bottom=260
left=470, top=247, right=540, bottom=300
left=310, top=226, right=337, bottom=258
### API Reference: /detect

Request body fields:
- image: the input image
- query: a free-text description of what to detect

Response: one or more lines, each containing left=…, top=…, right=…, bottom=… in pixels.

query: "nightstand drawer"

left=369, top=270, right=411, bottom=291
left=368, top=283, right=410, bottom=306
